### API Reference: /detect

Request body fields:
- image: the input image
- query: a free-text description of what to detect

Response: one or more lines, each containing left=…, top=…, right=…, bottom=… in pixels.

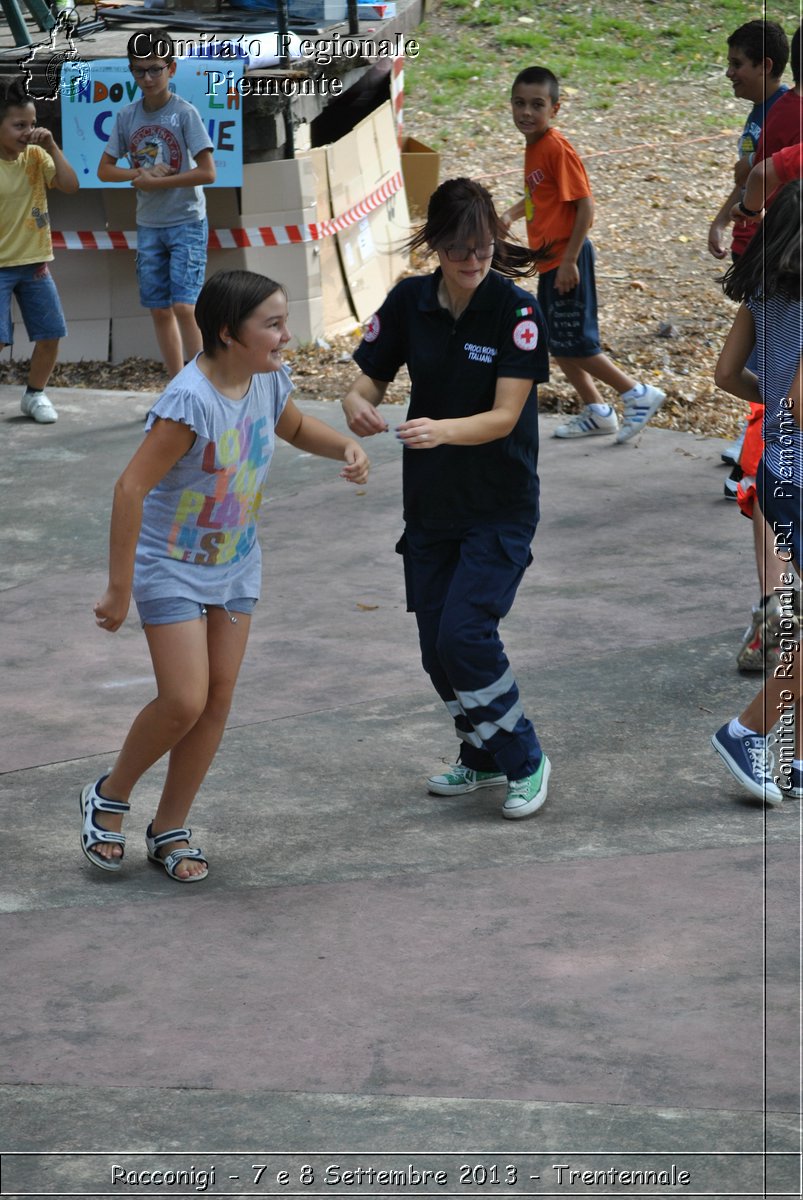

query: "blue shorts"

left=136, top=219, right=208, bottom=308
left=757, top=458, right=802, bottom=572
left=0, top=262, right=67, bottom=345
left=537, top=238, right=602, bottom=358
left=136, top=595, right=257, bottom=628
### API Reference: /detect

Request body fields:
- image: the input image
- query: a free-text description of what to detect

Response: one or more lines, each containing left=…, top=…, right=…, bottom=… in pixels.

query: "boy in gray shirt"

left=99, top=29, right=215, bottom=377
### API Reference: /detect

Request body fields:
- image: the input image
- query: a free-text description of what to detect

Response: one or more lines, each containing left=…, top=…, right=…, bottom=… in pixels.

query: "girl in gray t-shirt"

left=80, top=269, right=369, bottom=882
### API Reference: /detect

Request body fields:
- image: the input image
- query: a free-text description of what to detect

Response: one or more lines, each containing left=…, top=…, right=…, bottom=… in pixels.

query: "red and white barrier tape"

left=391, top=54, right=404, bottom=142
left=207, top=224, right=318, bottom=250
left=52, top=171, right=404, bottom=250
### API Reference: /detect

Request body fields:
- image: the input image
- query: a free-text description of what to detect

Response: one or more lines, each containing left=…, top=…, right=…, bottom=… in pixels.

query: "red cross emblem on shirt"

left=513, top=319, right=539, bottom=351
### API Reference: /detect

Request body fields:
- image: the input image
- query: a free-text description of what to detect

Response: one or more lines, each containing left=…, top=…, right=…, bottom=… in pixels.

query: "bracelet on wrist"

left=738, top=199, right=761, bottom=218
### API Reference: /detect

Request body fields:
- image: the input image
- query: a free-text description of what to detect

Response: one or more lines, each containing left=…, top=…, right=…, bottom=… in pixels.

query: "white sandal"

left=79, top=778, right=129, bottom=873
left=145, top=823, right=209, bottom=883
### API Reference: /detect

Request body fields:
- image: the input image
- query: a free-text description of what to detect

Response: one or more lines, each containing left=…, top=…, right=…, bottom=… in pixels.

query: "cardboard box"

left=111, top=315, right=160, bottom=364
left=51, top=251, right=114, bottom=320
left=299, top=146, right=355, bottom=336
left=101, top=189, right=137, bottom=231
left=215, top=155, right=325, bottom=339
left=12, top=319, right=111, bottom=363
left=58, top=320, right=112, bottom=363
left=206, top=243, right=321, bottom=304
left=101, top=160, right=326, bottom=346
left=108, top=252, right=142, bottom=319
left=48, top=190, right=114, bottom=322
left=287, top=295, right=325, bottom=346
left=8, top=290, right=109, bottom=361
left=49, top=188, right=108, bottom=232
left=327, top=102, right=410, bottom=321
left=240, top=156, right=317, bottom=218
left=206, top=188, right=241, bottom=228
left=103, top=186, right=243, bottom=239
left=370, top=102, right=411, bottom=294
left=401, top=135, right=440, bottom=219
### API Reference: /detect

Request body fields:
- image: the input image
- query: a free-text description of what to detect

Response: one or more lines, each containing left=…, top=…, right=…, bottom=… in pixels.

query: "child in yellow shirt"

left=0, top=77, right=79, bottom=424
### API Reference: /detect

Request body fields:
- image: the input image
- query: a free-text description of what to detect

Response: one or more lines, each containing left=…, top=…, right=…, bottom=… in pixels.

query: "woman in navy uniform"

left=343, top=177, right=551, bottom=819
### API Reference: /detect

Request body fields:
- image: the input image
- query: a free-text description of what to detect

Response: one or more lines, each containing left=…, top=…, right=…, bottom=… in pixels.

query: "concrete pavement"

left=0, top=384, right=799, bottom=1198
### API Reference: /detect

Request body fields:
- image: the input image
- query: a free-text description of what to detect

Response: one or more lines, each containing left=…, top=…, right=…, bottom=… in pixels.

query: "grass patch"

left=409, top=0, right=759, bottom=112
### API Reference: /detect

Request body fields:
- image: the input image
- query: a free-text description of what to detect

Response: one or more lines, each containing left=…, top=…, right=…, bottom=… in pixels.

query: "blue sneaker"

left=711, top=723, right=783, bottom=805
left=616, top=384, right=666, bottom=443
left=502, top=754, right=551, bottom=819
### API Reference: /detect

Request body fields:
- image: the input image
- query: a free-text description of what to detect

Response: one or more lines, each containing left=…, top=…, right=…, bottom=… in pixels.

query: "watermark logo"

left=21, top=13, right=91, bottom=101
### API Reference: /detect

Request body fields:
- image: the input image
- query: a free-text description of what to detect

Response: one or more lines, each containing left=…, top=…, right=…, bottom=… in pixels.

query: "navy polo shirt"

left=353, top=269, right=549, bottom=528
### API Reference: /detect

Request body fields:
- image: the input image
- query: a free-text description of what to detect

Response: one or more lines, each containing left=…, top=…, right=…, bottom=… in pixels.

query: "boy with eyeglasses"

left=502, top=66, right=665, bottom=443
left=98, top=30, right=215, bottom=377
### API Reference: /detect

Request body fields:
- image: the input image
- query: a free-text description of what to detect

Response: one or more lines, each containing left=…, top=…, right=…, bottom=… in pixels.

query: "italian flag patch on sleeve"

left=515, top=306, right=533, bottom=318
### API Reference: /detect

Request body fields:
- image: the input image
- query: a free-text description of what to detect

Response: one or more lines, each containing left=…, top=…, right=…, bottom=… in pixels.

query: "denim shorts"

left=136, top=219, right=208, bottom=308
left=0, top=263, right=67, bottom=345
left=537, top=239, right=602, bottom=358
left=136, top=595, right=257, bottom=628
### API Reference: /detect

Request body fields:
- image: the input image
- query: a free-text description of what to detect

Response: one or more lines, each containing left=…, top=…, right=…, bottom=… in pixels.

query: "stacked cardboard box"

left=326, top=100, right=410, bottom=321
left=299, top=145, right=354, bottom=337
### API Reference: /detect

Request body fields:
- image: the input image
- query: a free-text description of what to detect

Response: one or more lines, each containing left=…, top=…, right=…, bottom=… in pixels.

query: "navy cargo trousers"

left=398, top=520, right=543, bottom=782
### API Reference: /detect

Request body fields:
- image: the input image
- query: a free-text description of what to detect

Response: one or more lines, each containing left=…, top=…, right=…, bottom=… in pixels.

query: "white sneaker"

left=615, top=384, right=665, bottom=443
left=721, top=424, right=746, bottom=466
left=501, top=755, right=551, bottom=819
left=554, top=405, right=619, bottom=439
left=21, top=389, right=58, bottom=424
left=720, top=472, right=739, bottom=501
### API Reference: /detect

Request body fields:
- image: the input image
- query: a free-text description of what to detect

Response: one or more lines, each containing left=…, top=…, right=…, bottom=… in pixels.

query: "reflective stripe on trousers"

left=399, top=521, right=542, bottom=780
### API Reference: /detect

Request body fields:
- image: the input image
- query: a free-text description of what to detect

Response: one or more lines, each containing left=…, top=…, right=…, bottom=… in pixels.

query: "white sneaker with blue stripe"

left=711, top=723, right=783, bottom=805
left=616, top=384, right=666, bottom=443
left=553, top=405, right=619, bottom=439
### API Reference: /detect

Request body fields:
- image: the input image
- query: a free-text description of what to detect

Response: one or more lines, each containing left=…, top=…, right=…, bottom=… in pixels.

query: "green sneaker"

left=502, top=755, right=551, bottom=819
left=427, top=763, right=507, bottom=796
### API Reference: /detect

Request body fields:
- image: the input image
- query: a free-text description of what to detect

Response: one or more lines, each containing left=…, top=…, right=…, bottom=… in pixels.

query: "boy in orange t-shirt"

left=502, top=67, right=665, bottom=443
